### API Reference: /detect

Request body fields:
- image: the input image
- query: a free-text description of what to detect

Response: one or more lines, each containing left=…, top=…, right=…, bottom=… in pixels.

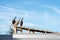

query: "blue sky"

left=0, top=0, right=60, bottom=34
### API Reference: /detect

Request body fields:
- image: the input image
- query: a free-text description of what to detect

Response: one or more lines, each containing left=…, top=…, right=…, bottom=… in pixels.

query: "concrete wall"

left=13, top=34, right=60, bottom=40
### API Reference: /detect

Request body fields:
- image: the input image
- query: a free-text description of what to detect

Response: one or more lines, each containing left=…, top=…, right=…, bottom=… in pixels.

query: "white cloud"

left=24, top=13, right=28, bottom=18
left=43, top=13, right=51, bottom=19
left=52, top=7, right=60, bottom=14
left=21, top=1, right=40, bottom=5
left=23, top=22, right=42, bottom=29
left=41, top=5, right=60, bottom=14
left=40, top=5, right=60, bottom=26
left=0, top=5, right=29, bottom=18
left=0, top=24, right=10, bottom=32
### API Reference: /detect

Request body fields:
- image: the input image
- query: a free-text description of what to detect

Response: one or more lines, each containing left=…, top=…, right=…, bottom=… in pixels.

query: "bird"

left=12, top=17, right=16, bottom=25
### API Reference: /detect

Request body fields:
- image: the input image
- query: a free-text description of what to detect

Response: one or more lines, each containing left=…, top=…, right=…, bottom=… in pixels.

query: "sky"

left=0, top=0, right=60, bottom=34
